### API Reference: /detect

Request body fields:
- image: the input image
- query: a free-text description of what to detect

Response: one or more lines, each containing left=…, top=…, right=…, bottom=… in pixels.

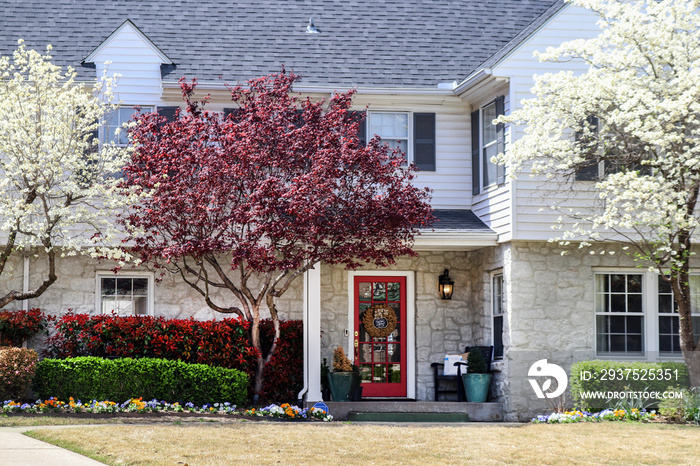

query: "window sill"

left=474, top=182, right=507, bottom=198
left=490, top=360, right=504, bottom=372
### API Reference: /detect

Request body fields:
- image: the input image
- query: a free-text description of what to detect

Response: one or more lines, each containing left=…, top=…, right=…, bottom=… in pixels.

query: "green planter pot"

left=327, top=372, right=355, bottom=402
left=462, top=373, right=492, bottom=403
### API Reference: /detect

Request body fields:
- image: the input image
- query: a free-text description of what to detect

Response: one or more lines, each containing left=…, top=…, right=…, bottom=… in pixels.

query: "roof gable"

left=83, top=19, right=172, bottom=65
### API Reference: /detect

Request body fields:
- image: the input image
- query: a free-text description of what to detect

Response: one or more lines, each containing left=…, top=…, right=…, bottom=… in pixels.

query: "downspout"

left=22, top=247, right=29, bottom=349
left=297, top=267, right=310, bottom=404
left=22, top=247, right=29, bottom=311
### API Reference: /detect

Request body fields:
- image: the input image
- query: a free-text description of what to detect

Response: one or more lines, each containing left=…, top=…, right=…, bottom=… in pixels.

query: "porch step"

left=347, top=411, right=470, bottom=422
left=316, top=401, right=504, bottom=422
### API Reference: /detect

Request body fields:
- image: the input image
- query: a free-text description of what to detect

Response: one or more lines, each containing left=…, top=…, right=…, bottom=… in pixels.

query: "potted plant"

left=327, top=346, right=355, bottom=401
left=462, top=349, right=491, bottom=402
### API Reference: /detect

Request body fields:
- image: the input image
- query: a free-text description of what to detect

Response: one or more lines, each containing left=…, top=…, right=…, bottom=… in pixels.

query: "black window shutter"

left=223, top=107, right=241, bottom=122
left=413, top=113, right=436, bottom=171
left=157, top=106, right=179, bottom=122
left=574, top=115, right=599, bottom=181
left=293, top=109, right=304, bottom=128
left=471, top=109, right=480, bottom=195
left=349, top=111, right=366, bottom=146
left=495, top=95, right=506, bottom=185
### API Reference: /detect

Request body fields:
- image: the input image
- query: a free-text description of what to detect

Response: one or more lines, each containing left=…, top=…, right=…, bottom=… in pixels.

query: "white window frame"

left=593, top=269, right=700, bottom=360
left=480, top=101, right=499, bottom=189
left=367, top=111, right=412, bottom=163
left=594, top=272, right=645, bottom=356
left=656, top=274, right=700, bottom=356
left=102, top=105, right=154, bottom=147
left=491, top=271, right=505, bottom=360
left=95, top=272, right=155, bottom=317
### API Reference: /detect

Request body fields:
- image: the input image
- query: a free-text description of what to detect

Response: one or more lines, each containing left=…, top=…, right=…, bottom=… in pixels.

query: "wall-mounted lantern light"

left=438, top=269, right=455, bottom=300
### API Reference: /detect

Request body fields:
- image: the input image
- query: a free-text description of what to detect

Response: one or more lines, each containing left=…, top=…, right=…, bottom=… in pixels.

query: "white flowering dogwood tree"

left=0, top=41, right=135, bottom=308
left=500, top=0, right=700, bottom=385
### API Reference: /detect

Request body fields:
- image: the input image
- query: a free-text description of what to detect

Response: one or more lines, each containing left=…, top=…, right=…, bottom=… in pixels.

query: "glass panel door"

left=354, top=276, right=407, bottom=397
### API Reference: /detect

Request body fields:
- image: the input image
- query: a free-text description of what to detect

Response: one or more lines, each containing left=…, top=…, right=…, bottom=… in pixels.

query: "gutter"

left=452, top=68, right=493, bottom=96
left=161, top=81, right=456, bottom=96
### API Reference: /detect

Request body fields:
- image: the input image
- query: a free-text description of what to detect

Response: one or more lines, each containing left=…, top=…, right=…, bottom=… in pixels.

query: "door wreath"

left=361, top=304, right=398, bottom=339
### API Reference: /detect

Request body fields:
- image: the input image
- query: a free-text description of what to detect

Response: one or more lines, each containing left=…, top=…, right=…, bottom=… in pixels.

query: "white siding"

left=350, top=94, right=472, bottom=210
left=90, top=23, right=165, bottom=104
left=492, top=5, right=603, bottom=241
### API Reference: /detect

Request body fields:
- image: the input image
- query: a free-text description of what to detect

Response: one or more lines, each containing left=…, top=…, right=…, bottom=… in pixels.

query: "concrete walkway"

left=0, top=426, right=105, bottom=465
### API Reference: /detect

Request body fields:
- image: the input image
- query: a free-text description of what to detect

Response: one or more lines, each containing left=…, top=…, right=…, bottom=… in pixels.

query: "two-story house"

left=1, top=0, right=691, bottom=421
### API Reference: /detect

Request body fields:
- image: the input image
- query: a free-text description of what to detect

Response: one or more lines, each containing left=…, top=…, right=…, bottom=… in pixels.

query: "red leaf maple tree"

left=121, top=70, right=434, bottom=397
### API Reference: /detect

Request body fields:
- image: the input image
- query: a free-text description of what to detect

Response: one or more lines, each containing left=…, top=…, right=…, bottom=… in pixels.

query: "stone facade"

left=319, top=248, right=503, bottom=401
left=3, top=251, right=304, bottom=321
left=8, top=240, right=675, bottom=421
left=500, top=241, right=680, bottom=421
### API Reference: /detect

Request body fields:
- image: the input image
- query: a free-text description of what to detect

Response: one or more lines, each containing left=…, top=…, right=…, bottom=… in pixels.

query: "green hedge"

left=570, top=360, right=690, bottom=412
left=33, top=357, right=249, bottom=406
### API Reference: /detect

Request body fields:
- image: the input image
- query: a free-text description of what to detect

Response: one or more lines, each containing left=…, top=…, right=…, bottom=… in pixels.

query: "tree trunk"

left=671, top=232, right=700, bottom=387
left=683, top=350, right=700, bottom=388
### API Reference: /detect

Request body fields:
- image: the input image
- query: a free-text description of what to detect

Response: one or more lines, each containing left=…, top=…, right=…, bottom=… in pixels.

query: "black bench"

left=430, top=346, right=493, bottom=402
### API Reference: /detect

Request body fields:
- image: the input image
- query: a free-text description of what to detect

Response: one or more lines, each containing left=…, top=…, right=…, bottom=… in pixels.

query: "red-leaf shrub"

left=0, top=309, right=54, bottom=347
left=261, top=320, right=303, bottom=402
left=0, top=346, right=39, bottom=401
left=43, top=313, right=302, bottom=403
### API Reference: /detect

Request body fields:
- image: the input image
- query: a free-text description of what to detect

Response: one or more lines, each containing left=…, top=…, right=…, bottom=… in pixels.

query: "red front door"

left=354, top=276, right=407, bottom=397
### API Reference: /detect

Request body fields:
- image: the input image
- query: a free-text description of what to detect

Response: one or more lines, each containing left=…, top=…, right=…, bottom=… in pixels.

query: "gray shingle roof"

left=0, top=0, right=559, bottom=88
left=431, top=210, right=493, bottom=232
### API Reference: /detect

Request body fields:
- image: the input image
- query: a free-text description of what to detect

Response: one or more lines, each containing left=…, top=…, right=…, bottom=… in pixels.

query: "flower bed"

left=244, top=403, right=333, bottom=421
left=2, top=397, right=237, bottom=415
left=532, top=409, right=657, bottom=423
left=2, top=398, right=333, bottom=421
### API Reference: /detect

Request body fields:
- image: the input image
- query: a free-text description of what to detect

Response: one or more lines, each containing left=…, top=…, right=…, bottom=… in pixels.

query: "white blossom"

left=0, top=41, right=139, bottom=306
left=498, top=0, right=700, bottom=272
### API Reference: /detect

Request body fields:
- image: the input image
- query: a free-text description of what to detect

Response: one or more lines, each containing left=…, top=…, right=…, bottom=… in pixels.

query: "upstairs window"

left=359, top=111, right=436, bottom=171
left=574, top=116, right=649, bottom=181
left=368, top=112, right=409, bottom=161
left=103, top=106, right=153, bottom=146
left=471, top=96, right=505, bottom=194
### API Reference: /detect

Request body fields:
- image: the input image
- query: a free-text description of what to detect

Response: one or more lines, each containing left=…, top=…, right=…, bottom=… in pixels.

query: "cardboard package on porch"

left=443, top=353, right=469, bottom=376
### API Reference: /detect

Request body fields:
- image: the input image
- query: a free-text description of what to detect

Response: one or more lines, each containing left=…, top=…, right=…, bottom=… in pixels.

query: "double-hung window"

left=594, top=271, right=700, bottom=357
left=657, top=276, right=700, bottom=355
left=97, top=273, right=153, bottom=316
left=492, top=272, right=505, bottom=360
left=368, top=112, right=409, bottom=159
left=359, top=111, right=436, bottom=171
left=471, top=96, right=505, bottom=194
left=595, top=273, right=644, bottom=355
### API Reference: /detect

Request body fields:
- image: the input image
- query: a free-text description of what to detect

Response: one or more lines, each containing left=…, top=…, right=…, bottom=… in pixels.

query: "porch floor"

left=311, top=401, right=504, bottom=422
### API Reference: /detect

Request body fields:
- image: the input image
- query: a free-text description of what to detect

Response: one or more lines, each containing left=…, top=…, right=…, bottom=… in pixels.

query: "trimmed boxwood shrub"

left=33, top=357, right=249, bottom=406
left=571, top=360, right=690, bottom=412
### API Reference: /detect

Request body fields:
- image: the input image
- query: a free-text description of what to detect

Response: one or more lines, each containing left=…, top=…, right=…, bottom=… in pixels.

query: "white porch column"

left=303, top=263, right=323, bottom=402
